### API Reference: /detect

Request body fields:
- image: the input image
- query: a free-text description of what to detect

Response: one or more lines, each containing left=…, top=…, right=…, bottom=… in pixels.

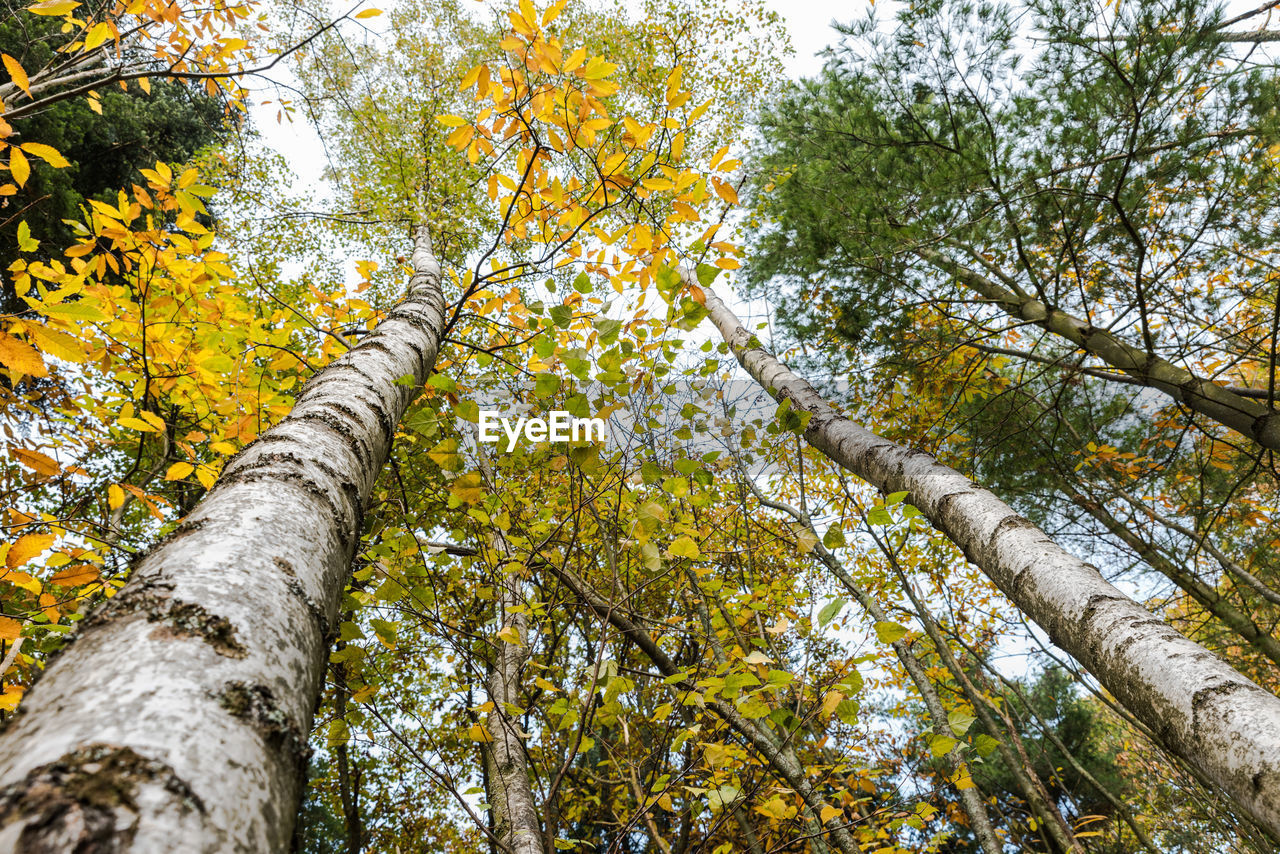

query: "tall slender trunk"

left=698, top=283, right=1280, bottom=837
left=480, top=551, right=544, bottom=854
left=0, top=227, right=446, bottom=852
left=916, top=248, right=1280, bottom=450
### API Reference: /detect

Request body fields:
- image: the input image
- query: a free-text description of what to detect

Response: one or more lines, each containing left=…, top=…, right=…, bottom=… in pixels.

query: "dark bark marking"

left=1191, top=681, right=1246, bottom=737
left=217, top=682, right=309, bottom=773
left=148, top=602, right=247, bottom=660
left=0, top=744, right=203, bottom=852
left=85, top=586, right=246, bottom=659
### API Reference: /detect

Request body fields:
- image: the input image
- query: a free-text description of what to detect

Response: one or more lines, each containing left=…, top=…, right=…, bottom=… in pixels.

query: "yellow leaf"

left=19, top=142, right=69, bottom=168
left=82, top=21, right=112, bottom=50
left=451, top=472, right=483, bottom=505
left=436, top=114, right=468, bottom=127
left=49, top=564, right=98, bottom=586
left=21, top=323, right=86, bottom=363
left=0, top=330, right=46, bottom=378
left=195, top=465, right=217, bottom=489
left=754, top=798, right=792, bottom=821
left=0, top=616, right=20, bottom=641
left=12, top=447, right=58, bottom=477
left=666, top=535, right=700, bottom=560
left=534, top=676, right=559, bottom=692
left=459, top=64, right=484, bottom=90
left=27, top=0, right=78, bottom=15
left=108, top=483, right=125, bottom=509
left=467, top=723, right=493, bottom=743
left=165, top=461, right=194, bottom=481
left=118, top=417, right=160, bottom=432
left=0, top=686, right=23, bottom=711
left=7, top=532, right=53, bottom=568
left=713, top=180, right=739, bottom=205
left=2, top=55, right=29, bottom=96
left=86, top=95, right=102, bottom=114
left=819, top=805, right=842, bottom=823
left=496, top=625, right=521, bottom=644
left=353, top=6, right=381, bottom=17
left=821, top=690, right=843, bottom=719
left=541, top=0, right=567, bottom=25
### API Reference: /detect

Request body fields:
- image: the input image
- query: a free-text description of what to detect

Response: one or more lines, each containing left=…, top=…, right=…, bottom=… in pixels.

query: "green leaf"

left=428, top=373, right=457, bottom=392
left=16, top=221, right=38, bottom=253
left=572, top=272, right=592, bottom=293
left=929, top=734, right=958, bottom=758
left=549, top=304, right=573, bottom=327
left=886, top=491, right=909, bottom=505
left=866, top=506, right=893, bottom=526
left=974, top=734, right=1000, bottom=757
left=835, top=698, right=859, bottom=726
left=696, top=262, right=721, bottom=287
left=948, top=709, right=977, bottom=736
left=667, top=535, right=701, bottom=559
left=737, top=697, right=771, bottom=719
left=594, top=317, right=622, bottom=345
left=874, top=621, right=908, bottom=644
left=822, top=525, right=846, bottom=549
left=817, top=598, right=845, bottom=627
left=535, top=372, right=561, bottom=399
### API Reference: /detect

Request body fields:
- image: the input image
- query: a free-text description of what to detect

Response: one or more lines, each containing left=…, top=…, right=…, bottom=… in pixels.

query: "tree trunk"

left=479, top=538, right=544, bottom=854
left=916, top=248, right=1280, bottom=451
left=698, top=283, right=1280, bottom=838
left=0, top=226, right=446, bottom=852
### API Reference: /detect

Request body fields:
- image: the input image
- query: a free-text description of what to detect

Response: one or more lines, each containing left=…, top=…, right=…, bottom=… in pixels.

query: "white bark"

left=699, top=283, right=1280, bottom=838
left=0, top=227, right=446, bottom=852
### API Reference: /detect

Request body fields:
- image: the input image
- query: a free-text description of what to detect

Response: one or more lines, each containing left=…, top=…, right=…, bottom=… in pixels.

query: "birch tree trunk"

left=915, top=248, right=1280, bottom=451
left=698, top=283, right=1280, bottom=838
left=474, top=446, right=545, bottom=854
left=0, top=226, right=446, bottom=852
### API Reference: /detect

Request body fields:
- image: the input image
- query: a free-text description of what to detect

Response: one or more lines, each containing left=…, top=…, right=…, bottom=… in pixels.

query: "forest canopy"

left=0, top=0, right=1279, bottom=852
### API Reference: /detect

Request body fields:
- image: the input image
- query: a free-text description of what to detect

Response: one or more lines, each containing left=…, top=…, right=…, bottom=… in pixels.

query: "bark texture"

left=699, top=283, right=1280, bottom=837
left=476, top=476, right=544, bottom=854
left=916, top=248, right=1280, bottom=451
left=0, top=227, right=446, bottom=852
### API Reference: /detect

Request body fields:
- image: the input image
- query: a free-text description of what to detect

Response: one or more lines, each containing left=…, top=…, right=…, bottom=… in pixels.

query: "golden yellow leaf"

left=353, top=6, right=381, bottom=17
left=0, top=616, right=21, bottom=641
left=819, top=804, right=842, bottom=823
left=12, top=447, right=58, bottom=477
left=108, top=483, right=125, bottom=509
left=195, top=465, right=217, bottom=489
left=7, top=532, right=53, bottom=568
left=19, top=142, right=69, bottom=168
left=165, top=461, right=194, bottom=481
left=821, top=689, right=843, bottom=719
left=82, top=21, right=112, bottom=50
left=0, top=686, right=23, bottom=711
left=49, top=564, right=98, bottom=586
left=118, top=417, right=160, bottom=432
left=451, top=472, right=483, bottom=505
left=467, top=723, right=493, bottom=743
left=2, top=54, right=29, bottom=96
left=20, top=323, right=85, bottom=363
left=28, top=0, right=78, bottom=15
left=496, top=625, right=521, bottom=644
left=0, top=330, right=46, bottom=378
